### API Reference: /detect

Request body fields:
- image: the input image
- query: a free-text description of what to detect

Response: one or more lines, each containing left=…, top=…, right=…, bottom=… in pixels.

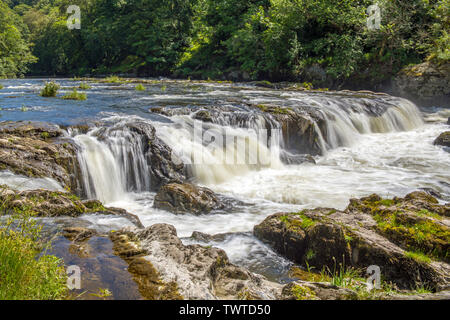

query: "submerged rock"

left=434, top=131, right=450, bottom=148
left=254, top=191, right=450, bottom=291
left=153, top=183, right=228, bottom=215
left=110, top=224, right=283, bottom=300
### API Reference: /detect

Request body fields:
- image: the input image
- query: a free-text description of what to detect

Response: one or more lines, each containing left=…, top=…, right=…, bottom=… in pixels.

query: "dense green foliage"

left=0, top=0, right=36, bottom=77
left=1, top=0, right=449, bottom=87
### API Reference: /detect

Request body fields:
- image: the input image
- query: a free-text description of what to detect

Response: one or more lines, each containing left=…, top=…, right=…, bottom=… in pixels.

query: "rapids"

left=1, top=79, right=449, bottom=281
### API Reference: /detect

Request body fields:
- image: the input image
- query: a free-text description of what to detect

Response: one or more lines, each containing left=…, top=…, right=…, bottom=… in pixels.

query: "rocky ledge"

left=254, top=191, right=450, bottom=292
left=0, top=121, right=82, bottom=192
left=109, top=224, right=283, bottom=299
left=0, top=185, right=143, bottom=227
left=394, top=61, right=450, bottom=107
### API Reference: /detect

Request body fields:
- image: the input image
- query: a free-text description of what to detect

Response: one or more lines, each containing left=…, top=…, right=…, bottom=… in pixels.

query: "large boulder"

left=254, top=192, right=450, bottom=291
left=153, top=183, right=227, bottom=214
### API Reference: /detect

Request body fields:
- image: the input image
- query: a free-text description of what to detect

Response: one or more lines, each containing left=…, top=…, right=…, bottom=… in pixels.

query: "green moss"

left=416, top=209, right=442, bottom=220
left=280, top=213, right=317, bottom=232
left=374, top=210, right=449, bottom=261
left=305, top=249, right=316, bottom=260
left=291, top=284, right=317, bottom=300
left=404, top=250, right=432, bottom=264
left=40, top=131, right=50, bottom=140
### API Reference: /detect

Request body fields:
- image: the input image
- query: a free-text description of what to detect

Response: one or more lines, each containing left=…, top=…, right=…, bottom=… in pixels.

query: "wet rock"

left=394, top=61, right=450, bottom=107
left=193, top=110, right=213, bottom=123
left=254, top=192, right=450, bottom=291
left=112, top=224, right=283, bottom=300
left=122, top=121, right=186, bottom=190
left=280, top=152, right=316, bottom=165
left=63, top=227, right=98, bottom=242
left=109, top=231, right=183, bottom=300
left=0, top=121, right=82, bottom=192
left=63, top=227, right=98, bottom=259
left=153, top=183, right=227, bottom=215
left=434, top=131, right=450, bottom=148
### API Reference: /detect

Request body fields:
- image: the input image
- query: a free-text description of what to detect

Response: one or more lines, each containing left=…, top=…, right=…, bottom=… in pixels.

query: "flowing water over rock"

left=1, top=78, right=449, bottom=288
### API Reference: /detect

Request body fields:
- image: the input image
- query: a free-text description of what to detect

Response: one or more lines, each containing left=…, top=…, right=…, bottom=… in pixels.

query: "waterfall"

left=70, top=95, right=424, bottom=201
left=154, top=114, right=284, bottom=185
left=305, top=97, right=423, bottom=152
left=73, top=122, right=151, bottom=204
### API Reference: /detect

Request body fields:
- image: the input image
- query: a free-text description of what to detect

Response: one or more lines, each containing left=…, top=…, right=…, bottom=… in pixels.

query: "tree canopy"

left=1, top=0, right=448, bottom=87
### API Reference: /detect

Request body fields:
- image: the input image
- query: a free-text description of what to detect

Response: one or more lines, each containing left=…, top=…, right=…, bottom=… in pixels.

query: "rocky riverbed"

left=0, top=79, right=449, bottom=299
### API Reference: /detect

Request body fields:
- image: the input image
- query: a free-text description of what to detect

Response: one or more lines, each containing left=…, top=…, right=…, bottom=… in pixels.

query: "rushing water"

left=1, top=78, right=449, bottom=283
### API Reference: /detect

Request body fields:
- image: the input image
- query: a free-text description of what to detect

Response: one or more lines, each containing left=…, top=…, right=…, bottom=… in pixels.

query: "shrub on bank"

left=40, top=82, right=60, bottom=97
left=0, top=194, right=68, bottom=300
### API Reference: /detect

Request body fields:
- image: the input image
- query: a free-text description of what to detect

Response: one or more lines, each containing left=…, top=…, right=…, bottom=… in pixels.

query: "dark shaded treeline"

left=1, top=0, right=449, bottom=88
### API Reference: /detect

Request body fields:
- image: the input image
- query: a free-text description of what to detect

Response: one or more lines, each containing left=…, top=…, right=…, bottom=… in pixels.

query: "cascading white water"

left=311, top=97, right=424, bottom=152
left=73, top=123, right=151, bottom=204
left=154, top=114, right=284, bottom=185
left=74, top=134, right=128, bottom=203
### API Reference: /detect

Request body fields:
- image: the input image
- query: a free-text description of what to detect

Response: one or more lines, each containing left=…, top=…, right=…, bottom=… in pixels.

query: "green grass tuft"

left=62, top=88, right=87, bottom=101
left=78, top=82, right=91, bottom=90
left=135, top=84, right=146, bottom=91
left=404, top=250, right=432, bottom=264
left=0, top=192, right=68, bottom=300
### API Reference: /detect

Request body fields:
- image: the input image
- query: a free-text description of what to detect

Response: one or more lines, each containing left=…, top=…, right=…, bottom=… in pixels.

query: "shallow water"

left=1, top=78, right=449, bottom=287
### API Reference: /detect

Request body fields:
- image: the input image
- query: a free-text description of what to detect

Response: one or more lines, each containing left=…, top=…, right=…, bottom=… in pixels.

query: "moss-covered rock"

left=346, top=192, right=450, bottom=262
left=254, top=192, right=450, bottom=291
